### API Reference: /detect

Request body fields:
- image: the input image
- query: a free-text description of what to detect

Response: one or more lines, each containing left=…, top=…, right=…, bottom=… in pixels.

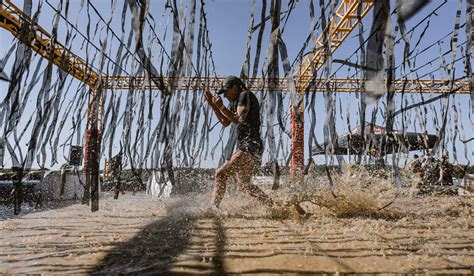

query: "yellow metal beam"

left=293, top=0, right=375, bottom=92
left=107, top=0, right=376, bottom=93
left=104, top=76, right=470, bottom=94
left=0, top=0, right=99, bottom=88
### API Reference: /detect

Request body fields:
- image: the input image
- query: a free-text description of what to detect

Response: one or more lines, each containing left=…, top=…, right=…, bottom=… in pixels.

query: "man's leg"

left=210, top=152, right=240, bottom=207
left=235, top=151, right=273, bottom=207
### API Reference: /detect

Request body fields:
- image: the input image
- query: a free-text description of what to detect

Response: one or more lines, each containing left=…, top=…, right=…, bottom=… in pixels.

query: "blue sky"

left=0, top=0, right=472, bottom=169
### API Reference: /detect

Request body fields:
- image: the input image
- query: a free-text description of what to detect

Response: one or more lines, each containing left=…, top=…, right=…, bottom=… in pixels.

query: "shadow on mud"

left=91, top=199, right=226, bottom=275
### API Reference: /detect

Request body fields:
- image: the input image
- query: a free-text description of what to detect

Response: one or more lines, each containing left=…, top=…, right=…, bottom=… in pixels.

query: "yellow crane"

left=289, top=0, right=376, bottom=179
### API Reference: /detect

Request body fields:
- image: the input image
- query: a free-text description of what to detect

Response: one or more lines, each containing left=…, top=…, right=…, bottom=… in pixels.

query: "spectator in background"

left=439, top=154, right=454, bottom=186
left=421, top=152, right=440, bottom=186
left=409, top=154, right=424, bottom=178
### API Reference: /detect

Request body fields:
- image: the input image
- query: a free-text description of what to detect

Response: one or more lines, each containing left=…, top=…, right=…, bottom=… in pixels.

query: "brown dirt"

left=0, top=176, right=473, bottom=274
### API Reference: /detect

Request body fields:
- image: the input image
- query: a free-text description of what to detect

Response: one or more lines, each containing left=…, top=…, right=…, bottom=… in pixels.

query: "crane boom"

left=293, top=0, right=374, bottom=92
left=0, top=0, right=99, bottom=88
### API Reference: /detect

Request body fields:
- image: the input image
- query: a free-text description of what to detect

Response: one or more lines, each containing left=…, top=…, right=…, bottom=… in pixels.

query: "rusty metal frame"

left=294, top=0, right=375, bottom=92
left=104, top=76, right=470, bottom=94
left=0, top=0, right=99, bottom=87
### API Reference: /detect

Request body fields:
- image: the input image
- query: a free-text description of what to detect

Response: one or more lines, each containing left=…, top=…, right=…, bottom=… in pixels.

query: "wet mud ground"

left=0, top=180, right=473, bottom=274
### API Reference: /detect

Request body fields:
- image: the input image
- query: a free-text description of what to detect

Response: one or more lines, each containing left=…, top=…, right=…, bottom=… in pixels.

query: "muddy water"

left=0, top=175, right=473, bottom=274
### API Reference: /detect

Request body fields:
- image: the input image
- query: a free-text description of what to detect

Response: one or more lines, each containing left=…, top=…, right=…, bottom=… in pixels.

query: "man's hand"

left=204, top=91, right=214, bottom=105
left=204, top=91, right=224, bottom=109
left=212, top=95, right=224, bottom=109
left=204, top=91, right=231, bottom=127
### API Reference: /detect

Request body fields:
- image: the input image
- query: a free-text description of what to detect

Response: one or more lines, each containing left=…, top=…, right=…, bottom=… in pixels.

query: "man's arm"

left=204, top=91, right=231, bottom=126
left=216, top=105, right=239, bottom=124
left=438, top=169, right=444, bottom=182
left=205, top=91, right=250, bottom=127
left=438, top=163, right=444, bottom=182
left=208, top=92, right=242, bottom=125
left=215, top=102, right=250, bottom=125
left=217, top=91, right=250, bottom=124
left=213, top=105, right=232, bottom=127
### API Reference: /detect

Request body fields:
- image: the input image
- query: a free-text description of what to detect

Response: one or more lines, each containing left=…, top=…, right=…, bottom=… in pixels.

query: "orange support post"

left=83, top=84, right=103, bottom=212
left=83, top=128, right=101, bottom=212
left=290, top=101, right=304, bottom=183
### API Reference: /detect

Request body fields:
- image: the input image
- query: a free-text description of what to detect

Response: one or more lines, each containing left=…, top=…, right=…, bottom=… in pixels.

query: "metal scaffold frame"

left=294, top=0, right=375, bottom=91
left=104, top=76, right=470, bottom=94
left=0, top=0, right=469, bottom=209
